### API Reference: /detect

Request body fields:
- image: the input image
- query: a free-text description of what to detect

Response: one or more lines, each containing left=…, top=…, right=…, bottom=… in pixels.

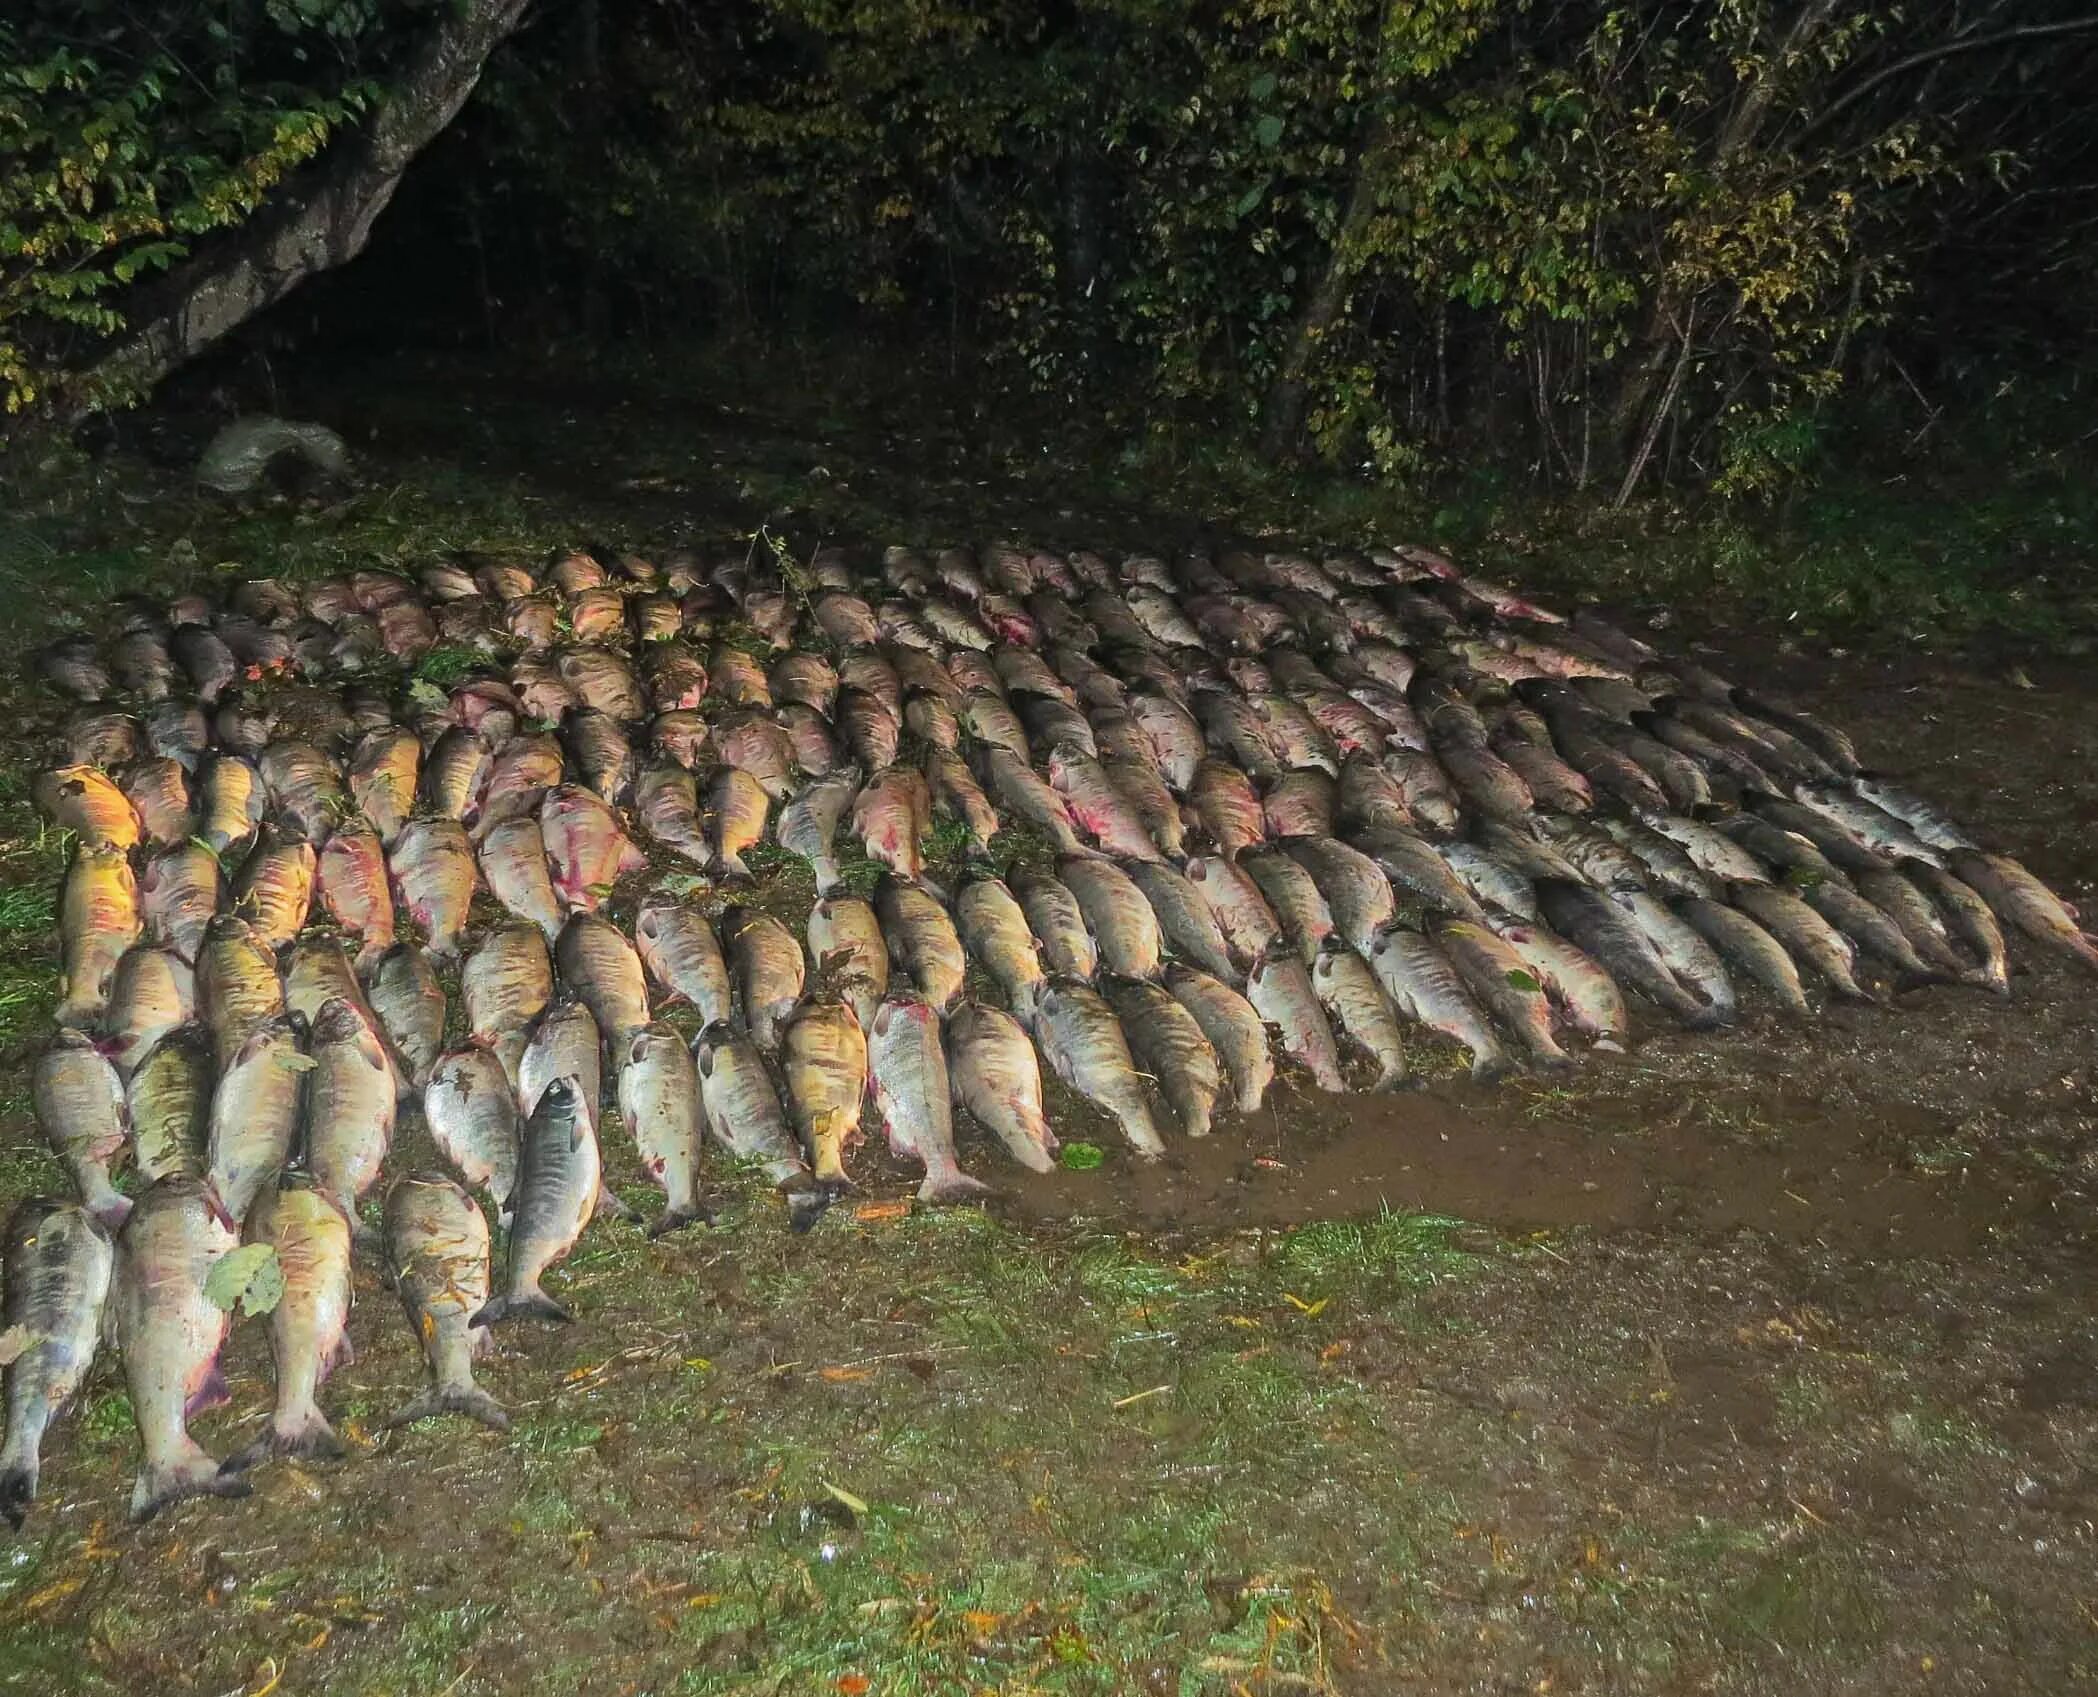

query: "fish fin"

left=783, top=1183, right=835, bottom=1234
left=1468, top=1054, right=1518, bottom=1085
left=386, top=1385, right=511, bottom=1432
left=469, top=1288, right=575, bottom=1328
left=915, top=1169, right=994, bottom=1206
left=0, top=1462, right=36, bottom=1531
left=593, top=1182, right=640, bottom=1225
left=88, top=1192, right=133, bottom=1233
left=1527, top=1051, right=1579, bottom=1078
left=1592, top=1037, right=1628, bottom=1054
left=646, top=1201, right=714, bottom=1239
left=1370, top=1063, right=1412, bottom=1092
left=130, top=1445, right=249, bottom=1522
left=222, top=1405, right=347, bottom=1474
left=184, top=1362, right=231, bottom=1421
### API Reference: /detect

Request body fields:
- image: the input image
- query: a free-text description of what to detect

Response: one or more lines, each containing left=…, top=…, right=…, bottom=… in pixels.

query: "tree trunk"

left=1260, top=114, right=1390, bottom=459
left=69, top=0, right=531, bottom=418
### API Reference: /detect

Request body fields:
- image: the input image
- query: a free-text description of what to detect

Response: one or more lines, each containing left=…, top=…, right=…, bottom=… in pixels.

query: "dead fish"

left=723, top=907, right=804, bottom=1051
left=1309, top=944, right=1411, bottom=1088
left=128, top=1026, right=212, bottom=1184
left=977, top=745, right=1086, bottom=856
left=1491, top=921, right=1630, bottom=1049
left=1535, top=880, right=1721, bottom=1029
left=1906, top=860, right=2011, bottom=996
left=34, top=1031, right=131, bottom=1228
left=232, top=824, right=316, bottom=950
left=1949, top=849, right=2098, bottom=975
left=635, top=894, right=734, bottom=1026
left=101, top=945, right=195, bottom=1075
left=197, top=915, right=285, bottom=1070
left=694, top=1023, right=827, bottom=1231
left=171, top=623, right=238, bottom=702
left=197, top=754, right=265, bottom=855
left=558, top=912, right=652, bottom=1048
left=1365, top=928, right=1514, bottom=1081
left=778, top=766, right=863, bottom=894
left=118, top=757, right=196, bottom=847
left=1060, top=856, right=1163, bottom=981
left=1104, top=976, right=1222, bottom=1137
left=388, top=818, right=479, bottom=960
left=519, top=997, right=602, bottom=1129
left=1188, top=760, right=1266, bottom=861
left=422, top=727, right=493, bottom=824
left=1029, top=977, right=1166, bottom=1158
left=851, top=765, right=932, bottom=880
left=1286, top=836, right=1396, bottom=954
left=564, top=709, right=636, bottom=804
left=1243, top=848, right=1336, bottom=965
left=206, top=1016, right=310, bottom=1223
left=479, top=815, right=566, bottom=942
left=806, top=893, right=888, bottom=1031
left=877, top=875, right=968, bottom=1011
left=425, top=1046, right=522, bottom=1221
left=114, top=1178, right=249, bottom=1519
left=955, top=875, right=1046, bottom=1017
left=1013, top=870, right=1097, bottom=981
left=618, top=1024, right=710, bottom=1236
left=945, top=1002, right=1055, bottom=1173
left=707, top=765, right=771, bottom=881
left=1675, top=896, right=1811, bottom=1018
left=868, top=998, right=990, bottom=1203
left=1433, top=919, right=1576, bottom=1074
left=542, top=784, right=647, bottom=912
left=0, top=1198, right=113, bottom=1528
left=1727, top=880, right=1873, bottom=1001
left=304, top=998, right=396, bottom=1227
left=781, top=1000, right=867, bottom=1195
left=1125, top=861, right=1238, bottom=983
left=472, top=1077, right=598, bottom=1327
left=1800, top=877, right=1947, bottom=986
left=1263, top=769, right=1337, bottom=840
left=1162, top=965, right=1273, bottom=1112
left=462, top=922, right=553, bottom=1088
left=1184, top=856, right=1284, bottom=971
left=259, top=741, right=346, bottom=841
left=1245, top=952, right=1347, bottom=1092
left=315, top=824, right=395, bottom=971
left=142, top=842, right=221, bottom=965
left=57, top=843, right=142, bottom=1029
left=369, top=943, right=447, bottom=1089
left=380, top=1180, right=509, bottom=1430
left=1047, top=746, right=1163, bottom=861
left=635, top=762, right=710, bottom=867
left=651, top=710, right=713, bottom=772
left=223, top=1177, right=354, bottom=1471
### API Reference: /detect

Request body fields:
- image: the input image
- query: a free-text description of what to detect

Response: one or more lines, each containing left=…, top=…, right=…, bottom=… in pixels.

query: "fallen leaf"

left=818, top=1365, right=872, bottom=1383
left=1282, top=1293, right=1329, bottom=1317
left=853, top=1199, right=911, bottom=1224
left=821, top=1480, right=870, bottom=1517
left=834, top=1676, right=871, bottom=1696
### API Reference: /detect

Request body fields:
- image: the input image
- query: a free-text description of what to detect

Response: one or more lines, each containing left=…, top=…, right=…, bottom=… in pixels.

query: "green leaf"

left=820, top=1479, right=869, bottom=1517
left=1254, top=114, right=1285, bottom=149
left=204, top=1242, right=284, bottom=1317
left=1505, top=968, right=1541, bottom=993
left=1060, top=1142, right=1105, bottom=1172
left=1250, top=72, right=1278, bottom=101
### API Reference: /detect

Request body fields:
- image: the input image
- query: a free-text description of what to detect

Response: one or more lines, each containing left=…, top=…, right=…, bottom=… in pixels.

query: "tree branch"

left=1796, top=15, right=2098, bottom=147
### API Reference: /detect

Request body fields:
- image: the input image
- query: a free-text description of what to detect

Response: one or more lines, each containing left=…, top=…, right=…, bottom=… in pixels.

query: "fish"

left=1348, top=824, right=1489, bottom=922
left=954, top=875, right=1047, bottom=1016
left=0, top=1198, right=113, bottom=1528
left=945, top=1002, right=1056, bottom=1172
left=1727, top=880, right=1874, bottom=1001
left=1187, top=759, right=1266, bottom=860
left=807, top=893, right=889, bottom=1030
left=462, top=921, right=553, bottom=1088
left=1309, top=944, right=1411, bottom=1089
left=1850, top=775, right=1975, bottom=852
left=479, top=732, right=567, bottom=834
left=143, top=842, right=222, bottom=964
left=1014, top=870, right=1097, bottom=981
left=1184, top=856, right=1284, bottom=971
left=368, top=943, right=448, bottom=1088
left=1382, top=750, right=1464, bottom=835
left=381, top=1175, right=509, bottom=1430
left=206, top=1016, right=310, bottom=1223
left=316, top=823, right=396, bottom=970
left=197, top=754, right=266, bottom=855
left=1046, top=746, right=1163, bottom=860
left=1162, top=965, right=1274, bottom=1112
left=1800, top=878, right=1948, bottom=985
left=389, top=818, right=480, bottom=959
left=1854, top=867, right=1983, bottom=987
left=128, top=1025, right=213, bottom=1184
left=1534, top=880, right=1720, bottom=1029
left=723, top=907, right=806, bottom=1050
left=617, top=1024, right=710, bottom=1236
left=1948, top=849, right=2098, bottom=974
left=259, top=740, right=347, bottom=841
left=1124, top=860, right=1238, bottom=982
left=557, top=912, right=652, bottom=1048
left=1286, top=836, right=1396, bottom=954
left=778, top=766, right=863, bottom=893
left=1104, top=976, right=1223, bottom=1136
left=472, top=1076, right=599, bottom=1327
left=875, top=875, right=968, bottom=1011
left=707, top=765, right=772, bottom=880
left=1060, top=856, right=1164, bottom=981
left=694, top=1023, right=828, bottom=1231
left=1906, top=860, right=2011, bottom=995
left=1127, top=692, right=1204, bottom=790
left=223, top=1177, right=354, bottom=1470
left=1245, top=951, right=1348, bottom=1092
left=424, top=1046, right=522, bottom=1221
left=635, top=894, right=735, bottom=1025
left=781, top=1000, right=867, bottom=1194
left=304, top=997, right=397, bottom=1229
left=867, top=997, right=991, bottom=1203
left=113, top=1177, right=250, bottom=1519
left=1365, top=928, right=1515, bottom=1082
left=118, top=756, right=197, bottom=846
left=57, top=843, right=141, bottom=1029
left=1605, top=885, right=1740, bottom=1023
left=1675, top=897, right=1811, bottom=1018
left=101, top=944, right=195, bottom=1075
left=1242, top=849, right=1336, bottom=964
left=479, top=814, right=567, bottom=942
left=1433, top=919, right=1577, bottom=1074
left=921, top=747, right=1001, bottom=846
left=1491, top=921, right=1629, bottom=1049
left=978, top=745, right=1087, bottom=856
left=423, top=727, right=493, bottom=824
left=232, top=824, right=317, bottom=950
left=542, top=784, right=648, bottom=912
left=1029, top=977, right=1166, bottom=1157
left=34, top=1030, right=132, bottom=1228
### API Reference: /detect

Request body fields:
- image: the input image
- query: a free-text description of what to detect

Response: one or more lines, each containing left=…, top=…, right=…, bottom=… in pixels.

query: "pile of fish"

left=8, top=537, right=2097, bottom=1526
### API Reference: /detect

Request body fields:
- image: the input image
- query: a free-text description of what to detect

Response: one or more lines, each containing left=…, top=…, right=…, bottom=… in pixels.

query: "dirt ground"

left=0, top=380, right=2095, bottom=1694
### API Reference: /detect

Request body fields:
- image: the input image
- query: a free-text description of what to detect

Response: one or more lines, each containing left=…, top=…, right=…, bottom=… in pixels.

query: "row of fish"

left=10, top=534, right=2096, bottom=1529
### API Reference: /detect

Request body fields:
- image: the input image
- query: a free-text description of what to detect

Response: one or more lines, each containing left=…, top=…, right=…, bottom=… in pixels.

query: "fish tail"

left=86, top=1188, right=133, bottom=1233
left=130, top=1443, right=250, bottom=1522
left=1236, top=1082, right=1270, bottom=1113
left=593, top=1183, right=640, bottom=1226
left=646, top=1201, right=714, bottom=1240
left=469, top=1286, right=574, bottom=1329
left=715, top=851, right=752, bottom=884
left=352, top=938, right=390, bottom=976
left=783, top=1182, right=836, bottom=1234
left=1526, top=1047, right=1579, bottom=1078
left=386, top=1384, right=511, bottom=1432
left=1592, top=1037, right=1629, bottom=1054
left=1369, top=1061, right=1412, bottom=1092
left=915, top=1167, right=994, bottom=1206
left=1468, top=1052, right=1518, bottom=1085
left=223, top=1403, right=347, bottom=1474
left=0, top=1456, right=37, bottom=1531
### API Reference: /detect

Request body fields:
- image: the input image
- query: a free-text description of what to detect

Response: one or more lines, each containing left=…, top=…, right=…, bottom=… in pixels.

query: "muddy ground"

left=0, top=366, right=2094, bottom=1695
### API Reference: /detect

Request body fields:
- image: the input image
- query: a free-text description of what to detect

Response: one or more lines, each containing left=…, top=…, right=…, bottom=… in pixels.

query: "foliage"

left=0, top=0, right=408, bottom=413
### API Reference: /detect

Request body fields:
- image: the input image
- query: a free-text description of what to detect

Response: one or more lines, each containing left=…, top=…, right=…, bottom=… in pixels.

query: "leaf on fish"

left=204, top=1241, right=285, bottom=1317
